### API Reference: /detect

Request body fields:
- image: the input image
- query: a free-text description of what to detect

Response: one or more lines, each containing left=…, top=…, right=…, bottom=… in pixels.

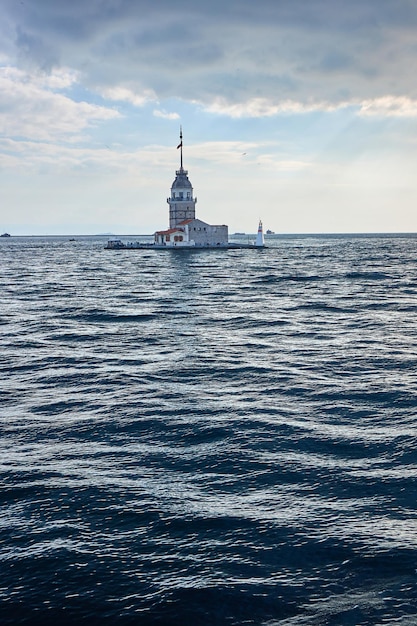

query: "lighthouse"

left=256, top=220, right=265, bottom=247
left=167, top=127, right=197, bottom=229
left=154, top=129, right=228, bottom=247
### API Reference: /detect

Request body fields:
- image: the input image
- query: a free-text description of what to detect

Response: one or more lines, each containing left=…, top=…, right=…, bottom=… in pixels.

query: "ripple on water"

left=1, top=235, right=417, bottom=624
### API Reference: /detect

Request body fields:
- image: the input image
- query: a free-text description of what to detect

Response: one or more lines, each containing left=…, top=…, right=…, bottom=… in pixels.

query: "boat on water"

left=1, top=233, right=11, bottom=237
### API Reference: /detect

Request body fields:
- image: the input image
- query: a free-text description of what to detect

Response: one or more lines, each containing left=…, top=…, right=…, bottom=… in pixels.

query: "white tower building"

left=167, top=128, right=197, bottom=229
left=256, top=220, right=265, bottom=247
left=155, top=128, right=228, bottom=247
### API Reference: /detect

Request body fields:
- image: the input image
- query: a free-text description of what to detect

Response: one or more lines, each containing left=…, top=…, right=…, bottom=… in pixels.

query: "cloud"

left=1, top=135, right=306, bottom=177
left=99, top=85, right=157, bottom=106
left=2, top=1, right=417, bottom=236
left=357, top=96, right=417, bottom=118
left=153, top=109, right=180, bottom=120
left=201, top=96, right=343, bottom=118
left=0, top=66, right=120, bottom=141
left=254, top=155, right=311, bottom=171
left=0, top=137, right=167, bottom=175
left=2, top=0, right=417, bottom=113
left=202, top=95, right=417, bottom=119
left=40, top=67, right=80, bottom=89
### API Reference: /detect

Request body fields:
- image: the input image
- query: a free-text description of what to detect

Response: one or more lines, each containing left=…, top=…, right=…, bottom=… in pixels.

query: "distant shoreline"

left=3, top=232, right=417, bottom=239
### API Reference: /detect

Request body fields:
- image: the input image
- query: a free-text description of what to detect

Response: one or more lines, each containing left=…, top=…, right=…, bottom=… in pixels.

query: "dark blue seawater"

left=1, top=234, right=417, bottom=625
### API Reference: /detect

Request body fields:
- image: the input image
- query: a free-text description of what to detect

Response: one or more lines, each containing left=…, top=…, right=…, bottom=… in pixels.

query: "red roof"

left=155, top=227, right=184, bottom=235
left=178, top=219, right=194, bottom=225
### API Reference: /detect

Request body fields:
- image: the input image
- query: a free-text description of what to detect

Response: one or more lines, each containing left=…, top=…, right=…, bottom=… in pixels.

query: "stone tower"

left=167, top=128, right=197, bottom=229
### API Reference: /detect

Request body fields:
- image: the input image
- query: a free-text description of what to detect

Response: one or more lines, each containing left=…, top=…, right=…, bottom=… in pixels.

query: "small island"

left=105, top=129, right=265, bottom=251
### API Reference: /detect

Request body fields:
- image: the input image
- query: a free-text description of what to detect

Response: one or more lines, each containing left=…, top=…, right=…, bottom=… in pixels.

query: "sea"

left=1, top=233, right=417, bottom=625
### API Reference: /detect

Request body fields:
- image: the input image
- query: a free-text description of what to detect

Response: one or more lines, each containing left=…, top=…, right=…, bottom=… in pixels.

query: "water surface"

left=1, top=234, right=417, bottom=624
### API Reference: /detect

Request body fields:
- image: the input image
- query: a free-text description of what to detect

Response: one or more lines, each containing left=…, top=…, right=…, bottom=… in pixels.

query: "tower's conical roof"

left=172, top=170, right=192, bottom=189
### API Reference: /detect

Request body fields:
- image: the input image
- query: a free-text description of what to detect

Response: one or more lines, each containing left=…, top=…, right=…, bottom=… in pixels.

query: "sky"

left=1, top=0, right=417, bottom=235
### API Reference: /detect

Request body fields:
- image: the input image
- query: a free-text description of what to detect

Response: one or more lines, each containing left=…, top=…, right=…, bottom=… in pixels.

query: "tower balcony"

left=167, top=197, right=197, bottom=203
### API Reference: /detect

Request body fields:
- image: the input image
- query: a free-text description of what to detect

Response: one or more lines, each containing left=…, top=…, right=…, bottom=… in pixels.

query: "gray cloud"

left=2, top=0, right=417, bottom=108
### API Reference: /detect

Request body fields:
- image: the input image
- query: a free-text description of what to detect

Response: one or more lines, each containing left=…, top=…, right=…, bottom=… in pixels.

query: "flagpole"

left=180, top=126, right=183, bottom=170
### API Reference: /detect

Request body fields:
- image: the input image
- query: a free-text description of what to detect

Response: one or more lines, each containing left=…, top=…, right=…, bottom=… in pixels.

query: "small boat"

left=105, top=239, right=127, bottom=249
left=1, top=233, right=11, bottom=237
